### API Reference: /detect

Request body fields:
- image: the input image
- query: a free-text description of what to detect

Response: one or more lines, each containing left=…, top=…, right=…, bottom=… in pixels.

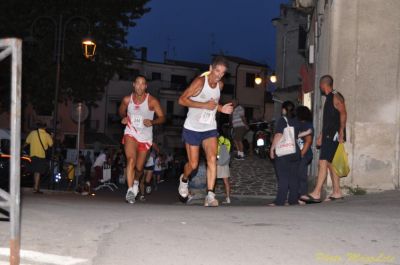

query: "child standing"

left=217, top=135, right=232, bottom=204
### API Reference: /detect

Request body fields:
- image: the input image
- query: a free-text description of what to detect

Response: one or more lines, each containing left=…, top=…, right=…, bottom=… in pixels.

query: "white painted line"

left=0, top=261, right=32, bottom=265
left=0, top=248, right=87, bottom=265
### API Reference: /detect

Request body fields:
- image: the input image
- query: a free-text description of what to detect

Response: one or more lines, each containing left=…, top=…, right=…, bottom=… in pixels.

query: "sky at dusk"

left=128, top=0, right=289, bottom=68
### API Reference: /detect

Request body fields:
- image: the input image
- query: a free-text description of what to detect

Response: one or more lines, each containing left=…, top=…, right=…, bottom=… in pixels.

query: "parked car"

left=0, top=153, right=32, bottom=191
left=0, top=129, right=33, bottom=191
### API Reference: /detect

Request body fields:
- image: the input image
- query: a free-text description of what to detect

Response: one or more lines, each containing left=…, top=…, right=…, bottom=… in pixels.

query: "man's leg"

left=202, top=137, right=217, bottom=191
left=135, top=150, right=149, bottom=200
left=183, top=144, right=200, bottom=181
left=124, top=137, right=138, bottom=203
left=307, top=159, right=329, bottom=200
left=33, top=172, right=40, bottom=191
left=202, top=137, right=219, bottom=206
left=178, top=143, right=199, bottom=198
left=327, top=163, right=343, bottom=198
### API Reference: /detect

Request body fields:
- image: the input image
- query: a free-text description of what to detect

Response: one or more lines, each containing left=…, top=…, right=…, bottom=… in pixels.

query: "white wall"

left=315, top=0, right=400, bottom=190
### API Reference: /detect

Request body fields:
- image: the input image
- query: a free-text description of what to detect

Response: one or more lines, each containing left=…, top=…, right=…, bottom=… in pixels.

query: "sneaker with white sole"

left=132, top=183, right=139, bottom=197
left=223, top=197, right=231, bottom=204
left=145, top=185, right=152, bottom=194
left=178, top=174, right=189, bottom=198
left=125, top=188, right=136, bottom=204
left=204, top=192, right=219, bottom=207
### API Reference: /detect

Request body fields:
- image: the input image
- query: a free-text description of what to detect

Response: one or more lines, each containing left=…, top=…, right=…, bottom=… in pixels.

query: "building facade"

left=300, top=0, right=400, bottom=191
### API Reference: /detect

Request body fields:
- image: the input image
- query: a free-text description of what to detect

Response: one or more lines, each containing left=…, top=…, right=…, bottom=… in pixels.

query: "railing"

left=0, top=38, right=23, bottom=265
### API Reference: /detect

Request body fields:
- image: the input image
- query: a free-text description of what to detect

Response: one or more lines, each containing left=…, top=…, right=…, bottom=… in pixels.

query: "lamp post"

left=253, top=70, right=277, bottom=121
left=30, top=15, right=95, bottom=188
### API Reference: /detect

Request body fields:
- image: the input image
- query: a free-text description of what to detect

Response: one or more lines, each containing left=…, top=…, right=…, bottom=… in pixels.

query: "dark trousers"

left=299, top=153, right=313, bottom=196
left=274, top=158, right=300, bottom=205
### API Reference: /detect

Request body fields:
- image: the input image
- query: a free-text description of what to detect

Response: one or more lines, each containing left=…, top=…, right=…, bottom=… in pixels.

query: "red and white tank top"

left=124, top=93, right=155, bottom=144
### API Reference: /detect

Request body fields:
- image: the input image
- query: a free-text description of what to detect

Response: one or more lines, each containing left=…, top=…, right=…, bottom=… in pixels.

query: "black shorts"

left=30, top=156, right=49, bottom=175
left=319, top=138, right=339, bottom=163
left=144, top=165, right=154, bottom=171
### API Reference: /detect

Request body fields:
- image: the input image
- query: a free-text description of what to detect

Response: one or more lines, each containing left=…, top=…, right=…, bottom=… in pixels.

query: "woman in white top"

left=119, top=75, right=165, bottom=204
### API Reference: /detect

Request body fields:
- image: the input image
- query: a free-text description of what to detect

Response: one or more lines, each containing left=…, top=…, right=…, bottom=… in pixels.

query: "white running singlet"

left=183, top=76, right=220, bottom=132
left=124, top=93, right=155, bottom=145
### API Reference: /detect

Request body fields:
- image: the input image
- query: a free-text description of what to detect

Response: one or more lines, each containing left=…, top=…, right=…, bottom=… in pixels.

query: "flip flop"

left=325, top=196, right=344, bottom=202
left=299, top=194, right=322, bottom=204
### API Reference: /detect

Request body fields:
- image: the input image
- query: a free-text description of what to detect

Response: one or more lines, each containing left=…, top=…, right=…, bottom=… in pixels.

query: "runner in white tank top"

left=119, top=75, right=165, bottom=204
left=124, top=93, right=154, bottom=146
left=184, top=75, right=220, bottom=132
left=178, top=56, right=233, bottom=207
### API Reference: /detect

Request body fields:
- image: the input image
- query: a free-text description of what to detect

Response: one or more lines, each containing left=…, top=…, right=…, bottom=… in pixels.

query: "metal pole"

left=50, top=14, right=63, bottom=189
left=75, top=103, right=82, bottom=189
left=282, top=34, right=286, bottom=89
left=311, top=13, right=321, bottom=179
left=9, top=38, right=22, bottom=265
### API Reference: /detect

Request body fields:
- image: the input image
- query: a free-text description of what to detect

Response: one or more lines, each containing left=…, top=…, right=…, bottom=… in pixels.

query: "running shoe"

left=178, top=174, right=189, bottom=198
left=125, top=188, right=136, bottom=204
left=204, top=192, right=219, bottom=207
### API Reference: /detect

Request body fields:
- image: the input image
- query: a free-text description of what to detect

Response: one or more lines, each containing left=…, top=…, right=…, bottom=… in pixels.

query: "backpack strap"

left=37, top=129, right=47, bottom=152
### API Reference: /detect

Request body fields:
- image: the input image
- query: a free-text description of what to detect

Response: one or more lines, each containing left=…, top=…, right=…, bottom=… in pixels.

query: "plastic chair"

left=94, top=163, right=118, bottom=191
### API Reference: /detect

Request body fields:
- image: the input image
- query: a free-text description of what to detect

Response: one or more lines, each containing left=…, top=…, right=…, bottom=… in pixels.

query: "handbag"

left=37, top=129, right=51, bottom=160
left=275, top=117, right=296, bottom=157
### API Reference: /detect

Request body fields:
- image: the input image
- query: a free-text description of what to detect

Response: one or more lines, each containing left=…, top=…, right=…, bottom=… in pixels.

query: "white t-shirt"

left=232, top=105, right=246, bottom=128
left=93, top=153, right=106, bottom=168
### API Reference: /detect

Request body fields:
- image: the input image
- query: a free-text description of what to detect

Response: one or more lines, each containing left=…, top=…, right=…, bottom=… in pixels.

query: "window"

left=171, top=75, right=187, bottom=90
left=245, top=107, right=253, bottom=122
left=167, top=101, right=174, bottom=115
left=152, top=72, right=162, bottom=80
left=246, top=73, right=255, bottom=88
left=171, top=75, right=187, bottom=85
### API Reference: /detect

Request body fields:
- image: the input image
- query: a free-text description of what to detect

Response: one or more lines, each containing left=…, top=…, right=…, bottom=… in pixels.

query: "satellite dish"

left=71, top=102, right=89, bottom=123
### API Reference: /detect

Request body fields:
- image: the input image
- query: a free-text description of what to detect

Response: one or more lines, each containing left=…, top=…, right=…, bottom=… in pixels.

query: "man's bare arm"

left=334, top=94, right=347, bottom=143
left=145, top=96, right=166, bottom=127
left=118, top=96, right=130, bottom=118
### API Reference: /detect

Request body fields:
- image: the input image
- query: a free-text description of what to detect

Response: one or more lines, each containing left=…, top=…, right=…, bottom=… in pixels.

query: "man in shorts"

left=178, top=56, right=233, bottom=207
left=25, top=121, right=53, bottom=194
left=119, top=75, right=165, bottom=204
left=301, top=75, right=347, bottom=203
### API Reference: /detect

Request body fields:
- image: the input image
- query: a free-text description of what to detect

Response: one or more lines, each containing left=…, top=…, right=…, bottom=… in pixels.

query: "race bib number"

left=199, top=110, right=214, bottom=124
left=131, top=115, right=144, bottom=128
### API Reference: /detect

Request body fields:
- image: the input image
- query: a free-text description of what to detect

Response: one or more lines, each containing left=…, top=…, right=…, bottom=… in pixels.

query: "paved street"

left=1, top=187, right=399, bottom=265
left=222, top=155, right=277, bottom=197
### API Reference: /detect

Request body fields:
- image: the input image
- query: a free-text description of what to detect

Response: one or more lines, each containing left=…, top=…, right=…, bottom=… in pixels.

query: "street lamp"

left=254, top=72, right=277, bottom=85
left=82, top=39, right=96, bottom=59
left=269, top=72, right=277, bottom=83
left=255, top=75, right=263, bottom=85
left=30, top=15, right=95, bottom=188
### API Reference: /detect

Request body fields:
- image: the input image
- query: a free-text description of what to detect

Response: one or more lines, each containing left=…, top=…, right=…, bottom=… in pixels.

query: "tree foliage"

left=0, top=0, right=150, bottom=114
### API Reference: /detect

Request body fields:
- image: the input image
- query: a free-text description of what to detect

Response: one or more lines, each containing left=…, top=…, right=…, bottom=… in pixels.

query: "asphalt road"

left=0, top=183, right=399, bottom=265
